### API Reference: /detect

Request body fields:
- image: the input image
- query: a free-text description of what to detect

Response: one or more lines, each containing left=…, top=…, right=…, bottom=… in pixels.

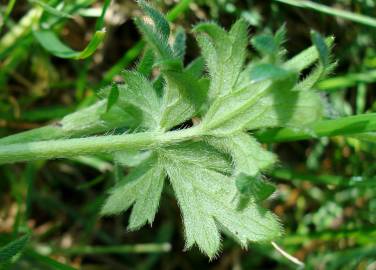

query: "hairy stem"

left=0, top=126, right=202, bottom=164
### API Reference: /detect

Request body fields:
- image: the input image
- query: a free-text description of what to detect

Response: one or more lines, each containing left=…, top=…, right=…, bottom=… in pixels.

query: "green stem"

left=2, top=113, right=375, bottom=165
left=0, top=127, right=201, bottom=165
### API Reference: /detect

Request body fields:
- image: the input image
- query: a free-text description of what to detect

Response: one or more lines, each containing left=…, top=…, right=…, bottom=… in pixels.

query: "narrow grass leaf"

left=33, top=29, right=106, bottom=59
left=274, top=0, right=376, bottom=28
left=29, top=0, right=73, bottom=18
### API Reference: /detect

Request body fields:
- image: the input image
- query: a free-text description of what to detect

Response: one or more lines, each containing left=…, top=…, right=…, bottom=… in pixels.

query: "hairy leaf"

left=120, top=71, right=161, bottom=129
left=159, top=66, right=208, bottom=130
left=137, top=48, right=155, bottom=77
left=101, top=155, right=165, bottom=230
left=194, top=19, right=248, bottom=101
left=162, top=154, right=281, bottom=258
left=283, top=36, right=334, bottom=72
left=0, top=234, right=30, bottom=265
left=202, top=68, right=299, bottom=134
left=311, top=30, right=330, bottom=67
left=134, top=17, right=172, bottom=60
left=138, top=0, right=170, bottom=40
left=235, top=173, right=276, bottom=202
left=251, top=24, right=286, bottom=63
left=173, top=27, right=187, bottom=59
left=106, top=83, right=119, bottom=112
left=160, top=141, right=232, bottom=174
left=207, top=132, right=276, bottom=176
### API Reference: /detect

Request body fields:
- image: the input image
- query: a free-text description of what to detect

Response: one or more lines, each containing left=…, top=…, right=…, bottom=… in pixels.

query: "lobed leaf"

left=207, top=132, right=276, bottom=176
left=283, top=36, right=334, bottom=72
left=119, top=71, right=162, bottom=129
left=194, top=19, right=248, bottom=101
left=251, top=24, right=287, bottom=63
left=134, top=17, right=172, bottom=60
left=101, top=155, right=165, bottom=230
left=235, top=173, right=276, bottom=202
left=162, top=154, right=281, bottom=258
left=159, top=65, right=208, bottom=130
left=138, top=0, right=170, bottom=40
left=136, top=48, right=155, bottom=77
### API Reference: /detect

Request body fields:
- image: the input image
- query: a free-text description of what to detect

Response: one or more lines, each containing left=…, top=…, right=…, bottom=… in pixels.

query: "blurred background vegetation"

left=0, top=0, right=376, bottom=269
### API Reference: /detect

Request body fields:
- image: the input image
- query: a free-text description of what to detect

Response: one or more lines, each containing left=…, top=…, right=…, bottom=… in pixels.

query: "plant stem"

left=0, top=127, right=201, bottom=165
left=2, top=113, right=375, bottom=165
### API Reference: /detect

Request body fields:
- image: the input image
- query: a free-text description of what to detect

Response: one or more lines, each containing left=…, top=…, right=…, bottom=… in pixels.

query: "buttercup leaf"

left=0, top=0, right=336, bottom=260
left=101, top=155, right=165, bottom=230
left=161, top=152, right=282, bottom=258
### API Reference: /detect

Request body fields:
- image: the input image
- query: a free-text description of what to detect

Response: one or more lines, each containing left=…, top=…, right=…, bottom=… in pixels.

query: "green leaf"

left=160, top=141, right=232, bottom=174
left=235, top=173, right=276, bottom=201
left=250, top=24, right=286, bottom=62
left=161, top=153, right=281, bottom=258
left=101, top=155, right=165, bottom=230
left=159, top=65, right=208, bottom=130
left=138, top=0, right=170, bottom=39
left=106, top=83, right=119, bottom=112
left=114, top=150, right=152, bottom=167
left=29, top=0, right=73, bottom=18
left=249, top=63, right=293, bottom=82
left=137, top=48, right=155, bottom=77
left=194, top=19, right=248, bottom=100
left=201, top=65, right=323, bottom=135
left=251, top=33, right=276, bottom=56
left=25, top=250, right=77, bottom=270
left=245, top=86, right=323, bottom=131
left=173, top=27, right=186, bottom=59
left=33, top=29, right=106, bottom=59
left=207, top=132, right=276, bottom=176
left=294, top=61, right=336, bottom=91
left=60, top=100, right=138, bottom=133
left=0, top=234, right=30, bottom=265
left=310, top=30, right=330, bottom=67
left=100, top=103, right=141, bottom=130
left=283, top=36, right=334, bottom=72
left=163, top=70, right=208, bottom=109
left=134, top=17, right=172, bottom=60
left=120, top=71, right=161, bottom=129
left=185, top=57, right=205, bottom=78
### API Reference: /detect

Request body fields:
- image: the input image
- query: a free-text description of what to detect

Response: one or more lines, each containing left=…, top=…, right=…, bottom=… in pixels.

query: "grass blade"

left=274, top=0, right=376, bottom=28
left=33, top=29, right=106, bottom=59
left=53, top=243, right=171, bottom=255
left=25, top=250, right=77, bottom=270
left=256, top=113, right=376, bottom=142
